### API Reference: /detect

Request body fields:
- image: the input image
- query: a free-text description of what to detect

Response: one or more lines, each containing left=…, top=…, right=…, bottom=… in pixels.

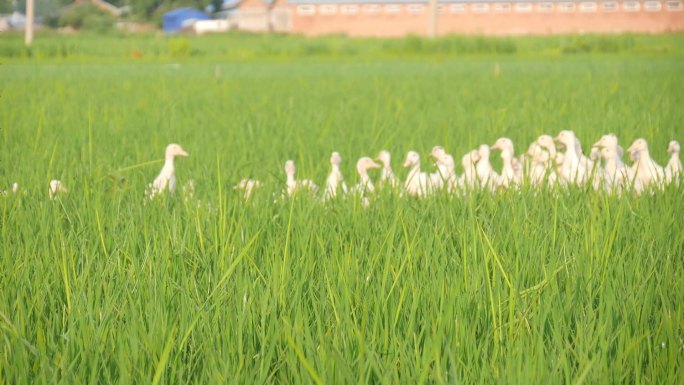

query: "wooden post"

left=25, top=0, right=34, bottom=46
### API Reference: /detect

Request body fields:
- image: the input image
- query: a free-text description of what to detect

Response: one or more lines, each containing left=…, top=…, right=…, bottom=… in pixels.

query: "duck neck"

left=164, top=155, right=175, bottom=167
left=605, top=157, right=618, bottom=172
left=407, top=165, right=420, bottom=180
left=382, top=165, right=393, bottom=177
left=638, top=150, right=652, bottom=166
left=502, top=152, right=513, bottom=170
left=160, top=156, right=176, bottom=176
left=359, top=170, right=370, bottom=183
left=670, top=152, right=679, bottom=164
left=477, top=158, right=491, bottom=172
left=286, top=173, right=295, bottom=186
left=545, top=145, right=557, bottom=158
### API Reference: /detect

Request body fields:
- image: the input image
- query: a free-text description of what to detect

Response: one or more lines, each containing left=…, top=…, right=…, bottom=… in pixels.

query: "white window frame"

left=601, top=1, right=618, bottom=11
left=319, top=4, right=337, bottom=15
left=515, top=3, right=533, bottom=12
left=558, top=2, right=577, bottom=12
left=407, top=4, right=426, bottom=14
left=537, top=3, right=556, bottom=13
left=666, top=0, right=683, bottom=10
left=644, top=1, right=662, bottom=10
left=493, top=3, right=512, bottom=12
left=537, top=2, right=555, bottom=12
left=623, top=1, right=641, bottom=11
left=382, top=4, right=401, bottom=15
left=470, top=3, right=490, bottom=13
left=384, top=4, right=402, bottom=13
left=340, top=4, right=359, bottom=14
left=450, top=3, right=467, bottom=12
left=580, top=2, right=597, bottom=11
left=362, top=4, right=382, bottom=14
left=296, top=4, right=316, bottom=15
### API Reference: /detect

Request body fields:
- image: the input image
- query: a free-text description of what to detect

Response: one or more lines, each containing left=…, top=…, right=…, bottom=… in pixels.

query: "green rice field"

left=1, top=33, right=683, bottom=384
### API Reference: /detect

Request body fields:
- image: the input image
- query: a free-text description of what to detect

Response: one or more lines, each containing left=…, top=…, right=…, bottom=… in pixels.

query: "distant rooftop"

left=286, top=0, right=620, bottom=3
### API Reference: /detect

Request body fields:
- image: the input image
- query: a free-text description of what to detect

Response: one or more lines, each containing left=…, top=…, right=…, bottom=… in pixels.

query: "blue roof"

left=162, top=8, right=210, bottom=33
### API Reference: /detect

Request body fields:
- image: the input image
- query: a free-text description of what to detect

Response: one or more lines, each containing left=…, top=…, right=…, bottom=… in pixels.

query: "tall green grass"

left=1, top=34, right=683, bottom=384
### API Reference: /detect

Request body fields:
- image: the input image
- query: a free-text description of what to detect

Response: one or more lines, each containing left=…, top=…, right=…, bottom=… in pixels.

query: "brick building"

left=228, top=0, right=684, bottom=36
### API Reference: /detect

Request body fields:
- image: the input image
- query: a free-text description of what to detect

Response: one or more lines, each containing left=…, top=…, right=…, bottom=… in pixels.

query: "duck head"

left=554, top=130, right=576, bottom=150
left=330, top=152, right=342, bottom=167
left=477, top=144, right=491, bottom=160
left=430, top=146, right=446, bottom=161
left=668, top=140, right=680, bottom=154
left=165, top=143, right=189, bottom=159
left=627, top=138, right=649, bottom=159
left=357, top=157, right=380, bottom=175
left=589, top=146, right=600, bottom=161
left=403, top=151, right=420, bottom=168
left=284, top=160, right=296, bottom=177
left=593, top=133, right=618, bottom=149
left=600, top=146, right=618, bottom=161
left=462, top=149, right=480, bottom=166
left=376, top=150, right=392, bottom=167
left=491, top=137, right=514, bottom=157
left=49, top=179, right=67, bottom=199
left=536, top=135, right=556, bottom=152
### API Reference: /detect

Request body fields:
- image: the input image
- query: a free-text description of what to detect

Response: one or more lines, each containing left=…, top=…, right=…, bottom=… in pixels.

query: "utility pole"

left=25, top=0, right=34, bottom=46
left=429, top=0, right=438, bottom=38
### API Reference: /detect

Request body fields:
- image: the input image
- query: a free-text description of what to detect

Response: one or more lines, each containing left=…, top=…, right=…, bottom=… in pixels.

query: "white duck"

left=403, top=151, right=431, bottom=197
left=627, top=138, right=665, bottom=192
left=376, top=150, right=399, bottom=189
left=491, top=137, right=519, bottom=189
left=324, top=151, right=348, bottom=199
left=593, top=133, right=619, bottom=152
left=0, top=182, right=19, bottom=197
left=458, top=149, right=480, bottom=190
left=353, top=157, right=381, bottom=194
left=353, top=157, right=381, bottom=207
left=599, top=146, right=630, bottom=193
left=146, top=143, right=189, bottom=199
left=475, top=144, right=498, bottom=190
left=234, top=178, right=262, bottom=200
left=529, top=139, right=560, bottom=187
left=554, top=130, right=587, bottom=186
left=429, top=146, right=456, bottom=190
left=527, top=144, right=551, bottom=188
left=665, top=140, right=681, bottom=184
left=593, top=134, right=627, bottom=191
left=284, top=160, right=318, bottom=197
left=538, top=134, right=566, bottom=166
left=49, top=179, right=67, bottom=200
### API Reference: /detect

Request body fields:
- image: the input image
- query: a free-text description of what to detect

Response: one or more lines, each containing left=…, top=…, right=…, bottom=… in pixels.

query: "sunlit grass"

left=1, top=34, right=683, bottom=384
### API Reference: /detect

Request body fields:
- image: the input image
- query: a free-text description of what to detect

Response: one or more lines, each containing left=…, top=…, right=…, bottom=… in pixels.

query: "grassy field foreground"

left=1, top=34, right=683, bottom=384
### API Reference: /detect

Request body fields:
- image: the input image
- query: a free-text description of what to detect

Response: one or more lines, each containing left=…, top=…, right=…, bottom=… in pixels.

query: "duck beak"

left=592, top=140, right=602, bottom=148
left=368, top=161, right=381, bottom=169
left=490, top=143, right=500, bottom=151
left=179, top=149, right=189, bottom=157
left=402, top=158, right=411, bottom=167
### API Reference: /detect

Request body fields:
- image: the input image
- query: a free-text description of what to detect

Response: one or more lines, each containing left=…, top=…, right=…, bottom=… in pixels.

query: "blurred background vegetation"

left=0, top=0, right=224, bottom=31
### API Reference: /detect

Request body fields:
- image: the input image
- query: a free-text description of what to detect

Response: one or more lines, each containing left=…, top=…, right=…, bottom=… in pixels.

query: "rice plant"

left=0, top=33, right=683, bottom=384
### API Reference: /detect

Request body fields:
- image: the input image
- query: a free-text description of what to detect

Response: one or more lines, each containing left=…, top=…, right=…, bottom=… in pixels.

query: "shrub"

left=59, top=3, right=115, bottom=32
left=168, top=37, right=191, bottom=57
